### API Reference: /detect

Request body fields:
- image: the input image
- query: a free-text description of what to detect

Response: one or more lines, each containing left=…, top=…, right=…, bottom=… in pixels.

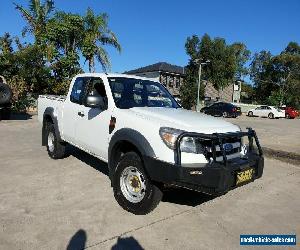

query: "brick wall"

left=204, top=81, right=234, bottom=102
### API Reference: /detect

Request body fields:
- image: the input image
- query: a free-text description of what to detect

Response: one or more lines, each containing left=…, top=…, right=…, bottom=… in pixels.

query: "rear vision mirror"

left=86, top=95, right=106, bottom=109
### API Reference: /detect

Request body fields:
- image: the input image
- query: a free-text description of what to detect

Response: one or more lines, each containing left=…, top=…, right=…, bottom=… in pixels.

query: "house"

left=125, top=62, right=241, bottom=103
left=125, top=62, right=185, bottom=97
left=204, top=80, right=241, bottom=104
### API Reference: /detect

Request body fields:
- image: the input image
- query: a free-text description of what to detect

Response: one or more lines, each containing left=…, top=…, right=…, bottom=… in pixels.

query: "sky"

left=0, top=0, right=300, bottom=76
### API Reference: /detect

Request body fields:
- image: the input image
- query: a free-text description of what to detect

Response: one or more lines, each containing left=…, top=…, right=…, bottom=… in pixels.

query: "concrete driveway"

left=226, top=115, right=300, bottom=155
left=0, top=116, right=299, bottom=250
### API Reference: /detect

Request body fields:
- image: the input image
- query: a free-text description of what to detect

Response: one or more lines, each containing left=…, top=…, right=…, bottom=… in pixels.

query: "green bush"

left=6, top=76, right=35, bottom=112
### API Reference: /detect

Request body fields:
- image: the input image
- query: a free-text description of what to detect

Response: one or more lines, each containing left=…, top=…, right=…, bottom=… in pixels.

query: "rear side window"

left=70, top=77, right=86, bottom=104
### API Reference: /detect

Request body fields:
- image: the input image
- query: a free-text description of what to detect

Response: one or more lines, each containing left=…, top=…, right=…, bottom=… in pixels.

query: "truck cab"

left=38, top=73, right=264, bottom=214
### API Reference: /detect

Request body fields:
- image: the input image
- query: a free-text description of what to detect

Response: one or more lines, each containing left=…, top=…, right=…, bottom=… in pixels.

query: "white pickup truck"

left=38, top=73, right=264, bottom=214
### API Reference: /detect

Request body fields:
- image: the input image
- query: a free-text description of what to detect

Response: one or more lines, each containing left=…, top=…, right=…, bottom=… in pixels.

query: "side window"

left=70, top=78, right=86, bottom=104
left=86, top=77, right=107, bottom=97
left=133, top=83, right=143, bottom=105
left=110, top=80, right=124, bottom=102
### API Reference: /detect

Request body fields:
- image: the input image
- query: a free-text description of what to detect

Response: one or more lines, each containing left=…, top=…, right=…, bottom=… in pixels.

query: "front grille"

left=216, top=147, right=240, bottom=157
left=175, top=129, right=263, bottom=166
left=204, top=138, right=241, bottom=160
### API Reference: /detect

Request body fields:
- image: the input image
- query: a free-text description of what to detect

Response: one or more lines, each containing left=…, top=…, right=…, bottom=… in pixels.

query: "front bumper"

left=144, top=153, right=263, bottom=195
left=144, top=128, right=264, bottom=195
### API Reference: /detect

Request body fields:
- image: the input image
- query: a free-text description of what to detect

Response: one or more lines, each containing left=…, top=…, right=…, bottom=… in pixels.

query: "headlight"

left=159, top=127, right=184, bottom=149
left=159, top=127, right=206, bottom=154
left=180, top=136, right=198, bottom=153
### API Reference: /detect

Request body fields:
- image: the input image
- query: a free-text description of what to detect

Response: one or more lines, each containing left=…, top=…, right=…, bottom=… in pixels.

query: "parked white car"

left=38, top=73, right=264, bottom=214
left=248, top=105, right=285, bottom=119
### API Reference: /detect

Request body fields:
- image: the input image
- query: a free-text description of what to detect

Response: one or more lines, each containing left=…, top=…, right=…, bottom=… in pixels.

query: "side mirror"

left=86, top=95, right=106, bottom=109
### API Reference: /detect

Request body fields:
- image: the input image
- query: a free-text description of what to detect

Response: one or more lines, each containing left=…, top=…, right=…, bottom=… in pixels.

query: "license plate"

left=236, top=168, right=255, bottom=185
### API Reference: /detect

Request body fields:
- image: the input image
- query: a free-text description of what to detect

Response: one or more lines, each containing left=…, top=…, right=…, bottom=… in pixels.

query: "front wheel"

left=285, top=113, right=290, bottom=119
left=113, top=152, right=163, bottom=215
left=248, top=111, right=253, bottom=117
left=222, top=112, right=227, bottom=118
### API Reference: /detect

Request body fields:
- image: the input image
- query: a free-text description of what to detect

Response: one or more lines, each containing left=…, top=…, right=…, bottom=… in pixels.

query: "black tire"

left=113, top=152, right=163, bottom=215
left=268, top=112, right=274, bottom=119
left=0, top=83, right=12, bottom=105
left=248, top=111, right=253, bottom=117
left=46, top=123, right=66, bottom=159
left=285, top=113, right=290, bottom=119
left=222, top=111, right=227, bottom=118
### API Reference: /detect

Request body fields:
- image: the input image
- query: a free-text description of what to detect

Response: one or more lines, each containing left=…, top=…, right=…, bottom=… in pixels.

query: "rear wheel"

left=285, top=113, right=290, bottom=119
left=113, top=152, right=163, bottom=215
left=222, top=112, right=227, bottom=118
left=268, top=113, right=274, bottom=119
left=248, top=111, right=253, bottom=117
left=46, top=123, right=66, bottom=159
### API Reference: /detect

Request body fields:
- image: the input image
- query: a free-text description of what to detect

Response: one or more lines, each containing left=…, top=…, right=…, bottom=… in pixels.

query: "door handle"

left=78, top=111, right=85, bottom=117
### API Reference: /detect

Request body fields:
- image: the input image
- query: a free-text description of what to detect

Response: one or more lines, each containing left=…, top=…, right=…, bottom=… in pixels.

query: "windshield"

left=108, top=77, right=180, bottom=109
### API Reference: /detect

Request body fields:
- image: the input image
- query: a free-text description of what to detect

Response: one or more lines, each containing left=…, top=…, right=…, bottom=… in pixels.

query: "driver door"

left=75, top=77, right=111, bottom=161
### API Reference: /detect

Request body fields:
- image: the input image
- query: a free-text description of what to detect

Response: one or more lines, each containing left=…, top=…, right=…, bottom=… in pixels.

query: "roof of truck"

left=76, top=73, right=159, bottom=82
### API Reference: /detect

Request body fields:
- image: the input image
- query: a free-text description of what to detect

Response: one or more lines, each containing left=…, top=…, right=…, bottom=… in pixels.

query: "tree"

left=46, top=12, right=84, bottom=56
left=0, top=34, right=51, bottom=110
left=181, top=34, right=239, bottom=109
left=231, top=42, right=251, bottom=79
left=14, top=44, right=51, bottom=93
left=240, top=82, right=255, bottom=103
left=81, top=8, right=121, bottom=72
left=180, top=64, right=199, bottom=109
left=250, top=50, right=273, bottom=103
left=206, top=37, right=236, bottom=92
left=250, top=43, right=300, bottom=108
left=0, top=33, right=17, bottom=78
left=46, top=12, right=84, bottom=89
left=284, top=42, right=300, bottom=55
left=271, top=53, right=299, bottom=106
left=0, top=32, right=14, bottom=54
left=14, top=0, right=54, bottom=44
